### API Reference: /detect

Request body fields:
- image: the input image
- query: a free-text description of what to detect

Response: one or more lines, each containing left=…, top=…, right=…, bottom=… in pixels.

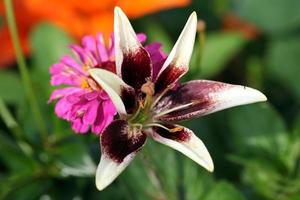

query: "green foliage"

left=55, top=138, right=96, bottom=177
left=227, top=103, right=286, bottom=155
left=144, top=21, right=173, bottom=53
left=190, top=31, right=246, bottom=78
left=204, top=181, right=245, bottom=200
left=266, top=36, right=300, bottom=100
left=0, top=71, right=24, bottom=104
left=30, top=23, right=74, bottom=74
left=227, top=103, right=300, bottom=199
left=1, top=0, right=300, bottom=199
left=235, top=0, right=300, bottom=34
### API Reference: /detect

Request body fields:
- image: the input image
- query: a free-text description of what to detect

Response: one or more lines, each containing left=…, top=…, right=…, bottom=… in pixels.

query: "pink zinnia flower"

left=49, top=33, right=166, bottom=134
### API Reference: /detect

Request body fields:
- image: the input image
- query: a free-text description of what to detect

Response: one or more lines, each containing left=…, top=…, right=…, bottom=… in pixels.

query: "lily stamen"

left=153, top=102, right=194, bottom=119
left=151, top=83, right=176, bottom=110
left=169, top=127, right=183, bottom=132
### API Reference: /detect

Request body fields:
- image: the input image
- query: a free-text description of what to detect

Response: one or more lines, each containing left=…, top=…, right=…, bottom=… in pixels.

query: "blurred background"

left=1, top=0, right=300, bottom=199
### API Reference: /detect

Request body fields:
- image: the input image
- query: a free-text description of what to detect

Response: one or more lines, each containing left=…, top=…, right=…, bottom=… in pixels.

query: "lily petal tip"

left=244, top=86, right=267, bottom=103
left=191, top=11, right=197, bottom=19
left=202, top=153, right=214, bottom=173
left=114, top=6, right=122, bottom=14
left=206, top=162, right=214, bottom=172
left=95, top=156, right=124, bottom=191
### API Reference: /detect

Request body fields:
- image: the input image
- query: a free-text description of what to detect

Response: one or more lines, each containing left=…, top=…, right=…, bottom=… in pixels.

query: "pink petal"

left=60, top=55, right=84, bottom=73
left=71, top=118, right=89, bottom=134
left=70, top=45, right=97, bottom=67
left=82, top=35, right=97, bottom=53
left=137, top=33, right=147, bottom=43
left=85, top=91, right=99, bottom=101
left=96, top=33, right=109, bottom=62
left=48, top=87, right=81, bottom=103
left=83, top=100, right=100, bottom=125
left=55, top=98, right=73, bottom=119
left=92, top=100, right=116, bottom=134
left=145, top=42, right=166, bottom=81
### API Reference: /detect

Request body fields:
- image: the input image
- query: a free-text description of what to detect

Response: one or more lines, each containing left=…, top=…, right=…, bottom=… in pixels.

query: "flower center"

left=128, top=80, right=155, bottom=127
left=80, top=77, right=102, bottom=91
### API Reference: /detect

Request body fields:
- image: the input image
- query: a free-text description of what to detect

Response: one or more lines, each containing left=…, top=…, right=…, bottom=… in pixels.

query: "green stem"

left=4, top=0, right=47, bottom=140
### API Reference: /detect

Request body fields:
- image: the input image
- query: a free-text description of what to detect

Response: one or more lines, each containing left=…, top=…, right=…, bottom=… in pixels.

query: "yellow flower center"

left=80, top=78, right=90, bottom=89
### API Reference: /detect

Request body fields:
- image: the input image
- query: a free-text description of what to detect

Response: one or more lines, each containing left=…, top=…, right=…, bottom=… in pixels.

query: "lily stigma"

left=89, top=7, right=267, bottom=190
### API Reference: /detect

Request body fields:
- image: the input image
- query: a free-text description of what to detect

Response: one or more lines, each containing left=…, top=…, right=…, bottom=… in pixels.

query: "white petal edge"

left=89, top=68, right=129, bottom=116
left=149, top=127, right=214, bottom=172
left=114, top=6, right=141, bottom=76
left=157, top=11, right=198, bottom=78
left=96, top=154, right=135, bottom=191
left=209, top=85, right=267, bottom=115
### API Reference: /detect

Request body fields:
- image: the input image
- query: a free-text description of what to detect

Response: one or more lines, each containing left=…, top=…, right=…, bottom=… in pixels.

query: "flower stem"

left=4, top=0, right=48, bottom=140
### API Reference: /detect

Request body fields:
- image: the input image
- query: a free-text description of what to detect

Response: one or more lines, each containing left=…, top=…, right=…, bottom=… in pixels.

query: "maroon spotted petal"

left=154, top=80, right=267, bottom=121
left=155, top=63, right=186, bottom=94
left=101, top=120, right=147, bottom=163
left=114, top=7, right=152, bottom=91
left=149, top=123, right=214, bottom=171
left=121, top=48, right=152, bottom=91
left=154, top=12, right=198, bottom=94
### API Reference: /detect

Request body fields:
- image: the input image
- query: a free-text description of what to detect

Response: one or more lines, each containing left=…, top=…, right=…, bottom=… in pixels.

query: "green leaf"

left=204, top=181, right=245, bottom=200
left=227, top=103, right=287, bottom=155
left=191, top=31, right=246, bottom=78
left=0, top=97, right=18, bottom=129
left=120, top=155, right=159, bottom=200
left=0, top=131, right=37, bottom=172
left=266, top=36, right=300, bottom=100
left=235, top=0, right=300, bottom=34
left=30, top=23, right=74, bottom=78
left=0, top=71, right=23, bottom=104
left=123, top=140, right=178, bottom=199
left=55, top=138, right=96, bottom=177
left=183, top=158, right=215, bottom=200
left=0, top=175, right=50, bottom=200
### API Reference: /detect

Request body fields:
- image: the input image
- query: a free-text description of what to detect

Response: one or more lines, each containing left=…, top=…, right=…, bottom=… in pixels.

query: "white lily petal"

left=212, top=85, right=267, bottom=113
left=149, top=126, right=214, bottom=172
left=114, top=6, right=141, bottom=76
left=96, top=154, right=135, bottom=191
left=89, top=68, right=129, bottom=115
left=155, top=80, right=267, bottom=121
left=157, top=12, right=198, bottom=77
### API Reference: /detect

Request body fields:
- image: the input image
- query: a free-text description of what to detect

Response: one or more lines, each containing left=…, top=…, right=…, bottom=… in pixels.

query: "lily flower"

left=90, top=7, right=267, bottom=190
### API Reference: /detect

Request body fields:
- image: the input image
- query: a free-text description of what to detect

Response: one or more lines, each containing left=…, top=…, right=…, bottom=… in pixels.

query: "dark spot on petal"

left=155, top=64, right=186, bottom=94
left=154, top=80, right=228, bottom=121
left=121, top=48, right=152, bottom=90
left=95, top=61, right=116, bottom=73
left=121, top=86, right=137, bottom=114
left=101, top=120, right=147, bottom=163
